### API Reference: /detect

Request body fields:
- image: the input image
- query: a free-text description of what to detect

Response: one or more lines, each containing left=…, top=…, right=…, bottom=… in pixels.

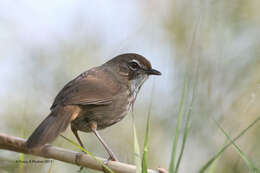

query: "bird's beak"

left=146, top=68, right=161, bottom=75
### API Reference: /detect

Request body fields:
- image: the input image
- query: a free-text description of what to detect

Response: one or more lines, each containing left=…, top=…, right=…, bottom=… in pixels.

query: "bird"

left=25, top=53, right=161, bottom=161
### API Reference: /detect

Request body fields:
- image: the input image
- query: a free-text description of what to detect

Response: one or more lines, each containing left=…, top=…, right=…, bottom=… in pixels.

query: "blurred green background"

left=0, top=0, right=260, bottom=173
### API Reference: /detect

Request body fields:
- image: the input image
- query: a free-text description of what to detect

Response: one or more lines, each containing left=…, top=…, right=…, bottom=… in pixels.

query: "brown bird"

left=25, top=53, right=161, bottom=161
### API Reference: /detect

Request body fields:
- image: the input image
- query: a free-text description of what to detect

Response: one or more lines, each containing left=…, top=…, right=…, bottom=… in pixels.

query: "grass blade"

left=169, top=77, right=187, bottom=173
left=199, top=116, right=260, bottom=173
left=19, top=152, right=24, bottom=173
left=207, top=159, right=218, bottom=173
left=141, top=111, right=150, bottom=173
left=141, top=79, right=155, bottom=173
left=175, top=114, right=191, bottom=173
left=175, top=67, right=199, bottom=172
left=214, top=119, right=260, bottom=172
left=207, top=142, right=225, bottom=173
left=47, top=160, right=54, bottom=173
left=60, top=135, right=114, bottom=173
left=207, top=155, right=220, bottom=173
left=19, top=125, right=25, bottom=173
left=132, top=109, right=142, bottom=173
left=207, top=139, right=229, bottom=173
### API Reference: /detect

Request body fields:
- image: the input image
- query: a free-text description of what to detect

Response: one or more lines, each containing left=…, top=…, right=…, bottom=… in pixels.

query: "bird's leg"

left=72, top=128, right=85, bottom=149
left=89, top=122, right=119, bottom=162
left=71, top=127, right=87, bottom=172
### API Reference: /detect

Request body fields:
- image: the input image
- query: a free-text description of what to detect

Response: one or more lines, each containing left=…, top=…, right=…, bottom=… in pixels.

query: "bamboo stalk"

left=0, top=133, right=159, bottom=173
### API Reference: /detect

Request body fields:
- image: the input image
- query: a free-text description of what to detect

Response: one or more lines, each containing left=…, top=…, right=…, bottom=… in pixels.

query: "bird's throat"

left=129, top=74, right=148, bottom=103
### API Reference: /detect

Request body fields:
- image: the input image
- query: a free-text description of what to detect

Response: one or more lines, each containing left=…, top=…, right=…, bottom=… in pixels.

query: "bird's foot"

left=108, top=155, right=118, bottom=162
left=102, top=156, right=118, bottom=173
left=75, top=151, right=87, bottom=172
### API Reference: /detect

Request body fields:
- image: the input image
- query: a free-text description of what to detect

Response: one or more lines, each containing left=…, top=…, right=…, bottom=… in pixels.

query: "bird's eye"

left=129, top=61, right=140, bottom=70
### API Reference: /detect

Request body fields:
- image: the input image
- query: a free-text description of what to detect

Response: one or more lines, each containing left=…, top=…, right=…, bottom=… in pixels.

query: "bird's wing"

left=50, top=68, right=121, bottom=110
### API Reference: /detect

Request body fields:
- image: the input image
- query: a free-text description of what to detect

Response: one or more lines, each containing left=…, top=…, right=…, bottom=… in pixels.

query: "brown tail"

left=25, top=105, right=79, bottom=148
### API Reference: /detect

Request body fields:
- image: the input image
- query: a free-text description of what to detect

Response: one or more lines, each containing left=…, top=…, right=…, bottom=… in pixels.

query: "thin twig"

left=0, top=133, right=158, bottom=173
